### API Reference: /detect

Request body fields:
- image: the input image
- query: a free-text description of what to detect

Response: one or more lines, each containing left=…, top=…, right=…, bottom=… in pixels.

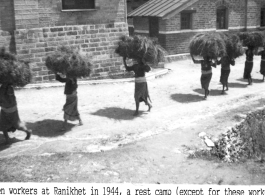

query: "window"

left=216, top=7, right=228, bottom=29
left=261, top=8, right=265, bottom=27
left=62, top=0, right=95, bottom=10
left=181, top=12, right=192, bottom=29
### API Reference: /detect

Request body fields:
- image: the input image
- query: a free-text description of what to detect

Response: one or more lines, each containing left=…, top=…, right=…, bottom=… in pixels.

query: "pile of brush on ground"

left=189, top=108, right=265, bottom=162
left=189, top=32, right=244, bottom=60
left=45, top=46, right=92, bottom=78
left=211, top=108, right=265, bottom=162
left=0, top=48, right=32, bottom=87
left=115, top=35, right=167, bottom=66
left=238, top=31, right=264, bottom=48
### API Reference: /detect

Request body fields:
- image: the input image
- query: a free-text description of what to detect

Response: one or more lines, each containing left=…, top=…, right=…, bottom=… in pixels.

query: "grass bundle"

left=0, top=48, right=32, bottom=87
left=115, top=35, right=167, bottom=65
left=219, top=32, right=244, bottom=59
left=45, top=46, right=92, bottom=78
left=189, top=32, right=227, bottom=59
left=238, top=31, right=264, bottom=48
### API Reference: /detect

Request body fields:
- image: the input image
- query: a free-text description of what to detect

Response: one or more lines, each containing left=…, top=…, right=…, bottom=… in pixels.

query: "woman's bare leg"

left=204, top=90, right=207, bottom=99
left=134, top=100, right=139, bottom=116
left=62, top=119, right=67, bottom=131
left=221, top=85, right=225, bottom=94
left=78, top=116, right=83, bottom=126
left=3, top=130, right=9, bottom=144
left=147, top=101, right=152, bottom=112
left=18, top=124, right=32, bottom=140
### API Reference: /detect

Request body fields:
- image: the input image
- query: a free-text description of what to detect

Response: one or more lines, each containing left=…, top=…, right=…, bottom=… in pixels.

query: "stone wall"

left=15, top=23, right=128, bottom=82
left=14, top=0, right=126, bottom=29
left=0, top=0, right=129, bottom=83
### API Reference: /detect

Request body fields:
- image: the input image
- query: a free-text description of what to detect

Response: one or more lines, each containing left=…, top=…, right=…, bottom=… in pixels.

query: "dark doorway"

left=261, top=8, right=265, bottom=27
left=216, top=7, right=228, bottom=29
left=149, top=17, right=159, bottom=38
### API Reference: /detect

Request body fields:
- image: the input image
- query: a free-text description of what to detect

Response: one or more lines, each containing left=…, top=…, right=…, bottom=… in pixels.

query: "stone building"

left=0, top=0, right=128, bottom=82
left=126, top=0, right=148, bottom=35
left=128, top=0, right=265, bottom=55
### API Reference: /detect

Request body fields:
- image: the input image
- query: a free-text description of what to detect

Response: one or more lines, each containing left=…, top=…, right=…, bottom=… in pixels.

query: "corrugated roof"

left=128, top=0, right=198, bottom=18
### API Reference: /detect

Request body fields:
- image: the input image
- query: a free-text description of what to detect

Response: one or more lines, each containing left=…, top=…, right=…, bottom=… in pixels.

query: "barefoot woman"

left=217, top=56, right=235, bottom=94
left=243, top=46, right=254, bottom=85
left=123, top=57, right=152, bottom=116
left=56, top=73, right=83, bottom=130
left=257, top=47, right=265, bottom=81
left=192, top=56, right=216, bottom=99
left=0, top=83, right=31, bottom=144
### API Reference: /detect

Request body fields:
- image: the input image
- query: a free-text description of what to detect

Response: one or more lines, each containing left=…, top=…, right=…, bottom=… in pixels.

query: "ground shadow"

left=236, top=78, right=263, bottom=84
left=26, top=119, right=75, bottom=137
left=193, top=88, right=226, bottom=96
left=228, top=82, right=248, bottom=88
left=170, top=93, right=204, bottom=103
left=91, top=107, right=145, bottom=120
left=0, top=136, right=22, bottom=151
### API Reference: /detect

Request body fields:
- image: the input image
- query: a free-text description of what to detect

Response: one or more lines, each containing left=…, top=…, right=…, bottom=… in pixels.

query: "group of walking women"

left=0, top=56, right=152, bottom=144
left=191, top=46, right=265, bottom=99
left=1, top=46, right=265, bottom=144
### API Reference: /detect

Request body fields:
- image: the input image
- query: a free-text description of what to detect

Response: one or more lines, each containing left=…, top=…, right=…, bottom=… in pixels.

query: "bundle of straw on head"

left=115, top=35, right=134, bottom=58
left=0, top=48, right=32, bottom=87
left=189, top=32, right=227, bottom=59
left=219, top=32, right=244, bottom=59
left=238, top=31, right=265, bottom=48
left=115, top=35, right=167, bottom=66
left=45, top=46, right=91, bottom=78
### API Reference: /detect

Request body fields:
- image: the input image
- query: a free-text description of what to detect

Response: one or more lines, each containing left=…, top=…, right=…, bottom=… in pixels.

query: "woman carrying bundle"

left=217, top=56, right=235, bottom=94
left=123, top=57, right=152, bottom=116
left=243, top=46, right=254, bottom=85
left=55, top=73, right=83, bottom=130
left=257, top=47, right=265, bottom=81
left=191, top=56, right=216, bottom=99
left=0, top=83, right=31, bottom=144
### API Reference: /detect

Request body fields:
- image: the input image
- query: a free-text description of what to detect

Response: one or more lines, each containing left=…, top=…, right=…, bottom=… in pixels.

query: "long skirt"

left=243, top=61, right=253, bottom=79
left=260, top=60, right=265, bottom=76
left=201, top=73, right=212, bottom=90
left=0, top=109, right=25, bottom=132
left=63, top=93, right=80, bottom=121
left=220, top=69, right=230, bottom=86
left=134, top=82, right=150, bottom=104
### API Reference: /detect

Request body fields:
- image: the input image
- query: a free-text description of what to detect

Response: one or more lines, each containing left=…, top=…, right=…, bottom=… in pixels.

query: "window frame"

left=216, top=7, right=228, bottom=30
left=61, top=0, right=97, bottom=12
left=180, top=10, right=194, bottom=30
left=261, top=8, right=265, bottom=27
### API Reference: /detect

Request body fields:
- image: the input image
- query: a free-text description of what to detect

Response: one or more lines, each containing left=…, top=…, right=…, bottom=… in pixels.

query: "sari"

left=63, top=91, right=80, bottom=121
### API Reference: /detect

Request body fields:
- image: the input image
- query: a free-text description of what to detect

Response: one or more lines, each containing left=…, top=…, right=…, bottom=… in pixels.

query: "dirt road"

left=1, top=55, right=265, bottom=183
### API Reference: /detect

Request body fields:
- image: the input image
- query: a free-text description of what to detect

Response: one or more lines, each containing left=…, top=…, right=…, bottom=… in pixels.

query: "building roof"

left=128, top=0, right=199, bottom=19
